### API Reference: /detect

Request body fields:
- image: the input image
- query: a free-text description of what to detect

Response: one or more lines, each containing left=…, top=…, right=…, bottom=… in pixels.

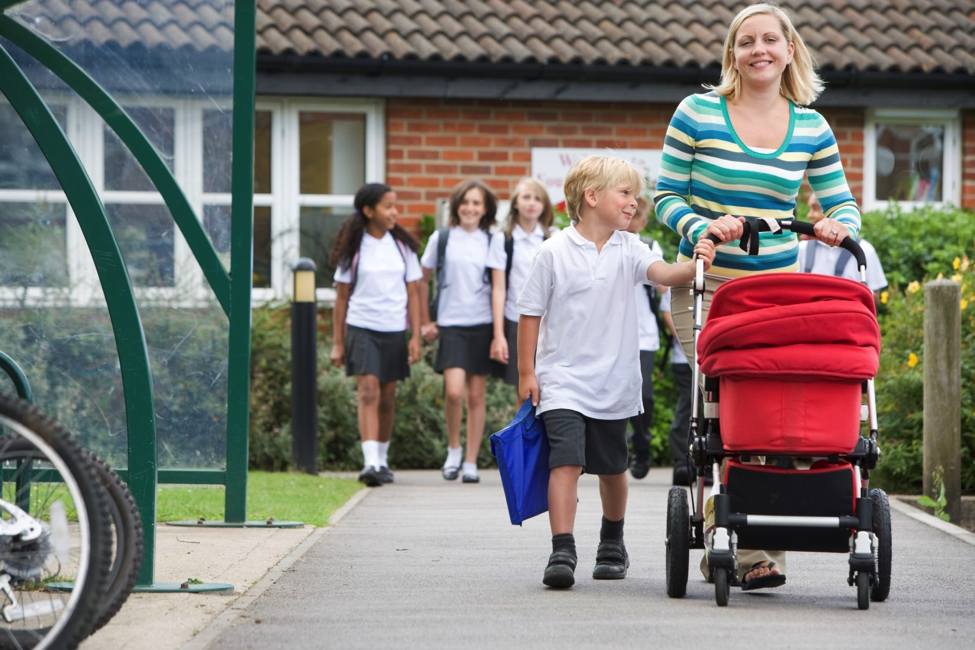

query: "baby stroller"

left=664, top=218, right=891, bottom=610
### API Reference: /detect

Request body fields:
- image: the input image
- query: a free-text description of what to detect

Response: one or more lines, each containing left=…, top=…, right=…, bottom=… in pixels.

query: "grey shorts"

left=541, top=409, right=629, bottom=475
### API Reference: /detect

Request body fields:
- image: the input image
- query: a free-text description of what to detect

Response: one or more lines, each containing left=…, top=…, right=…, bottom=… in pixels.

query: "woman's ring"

left=830, top=229, right=838, bottom=235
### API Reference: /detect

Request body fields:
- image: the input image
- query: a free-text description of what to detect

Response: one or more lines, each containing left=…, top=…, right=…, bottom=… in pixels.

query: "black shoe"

left=358, top=466, right=382, bottom=487
left=543, top=550, right=577, bottom=588
left=629, top=458, right=650, bottom=480
left=442, top=463, right=460, bottom=481
left=461, top=473, right=480, bottom=483
left=378, top=466, right=394, bottom=484
left=592, top=539, right=629, bottom=580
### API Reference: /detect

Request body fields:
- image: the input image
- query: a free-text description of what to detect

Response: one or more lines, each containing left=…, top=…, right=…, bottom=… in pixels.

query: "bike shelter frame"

left=0, top=0, right=297, bottom=592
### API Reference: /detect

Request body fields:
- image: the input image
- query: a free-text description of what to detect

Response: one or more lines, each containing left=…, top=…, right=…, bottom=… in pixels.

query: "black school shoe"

left=378, top=466, right=394, bottom=484
left=629, top=457, right=651, bottom=480
left=592, top=539, right=629, bottom=580
left=543, top=550, right=577, bottom=588
left=357, top=466, right=383, bottom=487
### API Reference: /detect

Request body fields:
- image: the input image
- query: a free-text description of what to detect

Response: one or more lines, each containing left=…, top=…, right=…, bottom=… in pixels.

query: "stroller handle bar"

left=751, top=218, right=867, bottom=271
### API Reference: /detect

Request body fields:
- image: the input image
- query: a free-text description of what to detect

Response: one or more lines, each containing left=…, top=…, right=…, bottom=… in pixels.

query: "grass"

left=157, top=471, right=362, bottom=527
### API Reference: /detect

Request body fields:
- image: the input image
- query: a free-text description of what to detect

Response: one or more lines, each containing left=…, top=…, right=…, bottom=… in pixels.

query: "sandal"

left=543, top=550, right=577, bottom=588
left=592, top=539, right=629, bottom=580
left=740, top=561, right=787, bottom=591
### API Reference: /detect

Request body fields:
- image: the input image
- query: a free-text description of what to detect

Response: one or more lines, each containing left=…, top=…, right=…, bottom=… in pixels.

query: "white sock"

left=462, top=462, right=478, bottom=477
left=377, top=441, right=390, bottom=468
left=361, top=440, right=380, bottom=469
left=444, top=447, right=463, bottom=469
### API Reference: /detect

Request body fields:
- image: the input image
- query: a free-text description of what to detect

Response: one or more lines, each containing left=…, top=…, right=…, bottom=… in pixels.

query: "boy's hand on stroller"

left=519, top=374, right=540, bottom=407
left=705, top=215, right=746, bottom=243
left=813, top=218, right=851, bottom=247
left=693, top=238, right=716, bottom=271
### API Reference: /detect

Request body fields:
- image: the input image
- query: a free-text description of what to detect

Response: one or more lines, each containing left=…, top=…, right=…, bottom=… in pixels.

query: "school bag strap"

left=429, top=226, right=450, bottom=321
left=349, top=235, right=410, bottom=297
left=504, top=234, right=514, bottom=288
left=803, top=238, right=861, bottom=277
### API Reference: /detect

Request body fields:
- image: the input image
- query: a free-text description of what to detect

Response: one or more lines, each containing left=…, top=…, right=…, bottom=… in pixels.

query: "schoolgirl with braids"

left=330, top=183, right=423, bottom=487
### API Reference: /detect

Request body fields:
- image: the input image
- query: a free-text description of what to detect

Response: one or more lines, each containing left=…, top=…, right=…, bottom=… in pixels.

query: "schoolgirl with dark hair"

left=487, top=177, right=556, bottom=394
left=330, top=183, right=423, bottom=487
left=418, top=179, right=498, bottom=484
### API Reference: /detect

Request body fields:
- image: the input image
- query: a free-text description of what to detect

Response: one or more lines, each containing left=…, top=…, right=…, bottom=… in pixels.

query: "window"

left=0, top=96, right=384, bottom=305
left=863, top=109, right=961, bottom=212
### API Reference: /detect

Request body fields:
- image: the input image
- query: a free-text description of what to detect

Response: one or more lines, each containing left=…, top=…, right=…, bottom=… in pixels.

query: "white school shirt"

left=517, top=224, right=663, bottom=419
left=333, top=232, right=423, bottom=332
left=659, top=287, right=688, bottom=365
left=634, top=239, right=664, bottom=352
left=420, top=226, right=493, bottom=327
left=797, top=239, right=888, bottom=291
left=485, top=223, right=548, bottom=323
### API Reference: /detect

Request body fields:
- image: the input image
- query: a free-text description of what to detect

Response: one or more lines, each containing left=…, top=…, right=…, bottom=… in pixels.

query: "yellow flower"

left=907, top=353, right=919, bottom=368
left=880, top=291, right=888, bottom=304
left=907, top=281, right=921, bottom=294
left=954, top=257, right=961, bottom=270
left=952, top=274, right=963, bottom=284
left=963, top=299, right=969, bottom=311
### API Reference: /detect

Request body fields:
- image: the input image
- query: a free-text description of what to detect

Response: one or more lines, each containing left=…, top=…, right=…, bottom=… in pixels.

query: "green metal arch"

left=0, top=15, right=232, bottom=316
left=0, top=41, right=158, bottom=581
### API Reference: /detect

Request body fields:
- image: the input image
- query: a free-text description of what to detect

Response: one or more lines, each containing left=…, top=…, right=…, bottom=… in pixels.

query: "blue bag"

left=489, top=399, right=549, bottom=526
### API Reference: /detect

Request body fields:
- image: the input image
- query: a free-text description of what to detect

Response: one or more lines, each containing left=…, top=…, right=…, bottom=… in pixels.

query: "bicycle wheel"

left=0, top=392, right=112, bottom=650
left=84, top=451, right=143, bottom=635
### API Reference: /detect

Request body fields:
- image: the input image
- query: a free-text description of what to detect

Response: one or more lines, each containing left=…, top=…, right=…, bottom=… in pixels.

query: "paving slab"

left=198, top=469, right=975, bottom=650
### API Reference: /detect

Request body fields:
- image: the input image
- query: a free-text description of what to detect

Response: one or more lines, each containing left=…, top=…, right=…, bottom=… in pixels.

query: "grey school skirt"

left=345, top=326, right=410, bottom=383
left=434, top=323, right=502, bottom=376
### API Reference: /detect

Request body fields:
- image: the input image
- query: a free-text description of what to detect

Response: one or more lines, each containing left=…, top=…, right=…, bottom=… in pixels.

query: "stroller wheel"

left=870, top=488, right=892, bottom=602
left=856, top=571, right=870, bottom=610
left=714, top=567, right=730, bottom=606
left=665, top=487, right=690, bottom=598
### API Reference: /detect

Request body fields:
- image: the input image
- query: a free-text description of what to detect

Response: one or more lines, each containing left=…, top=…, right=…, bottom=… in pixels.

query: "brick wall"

left=963, top=110, right=975, bottom=210
left=817, top=108, right=866, bottom=206
left=386, top=98, right=676, bottom=228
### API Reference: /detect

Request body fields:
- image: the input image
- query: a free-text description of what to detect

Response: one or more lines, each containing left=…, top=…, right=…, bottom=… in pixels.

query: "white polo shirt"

left=517, top=224, right=663, bottom=419
left=797, top=239, right=888, bottom=291
left=420, top=226, right=493, bottom=327
left=334, top=232, right=423, bottom=332
left=485, top=223, right=548, bottom=323
left=634, top=239, right=664, bottom=352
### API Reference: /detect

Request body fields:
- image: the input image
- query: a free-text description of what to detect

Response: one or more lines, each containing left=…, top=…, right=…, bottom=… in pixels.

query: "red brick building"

left=252, top=0, right=975, bottom=298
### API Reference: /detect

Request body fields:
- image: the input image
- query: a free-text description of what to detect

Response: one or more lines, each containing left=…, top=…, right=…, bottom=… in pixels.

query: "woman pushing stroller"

left=654, top=2, right=861, bottom=590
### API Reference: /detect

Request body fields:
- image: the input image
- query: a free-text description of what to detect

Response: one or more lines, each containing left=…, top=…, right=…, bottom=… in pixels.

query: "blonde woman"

left=654, top=2, right=862, bottom=591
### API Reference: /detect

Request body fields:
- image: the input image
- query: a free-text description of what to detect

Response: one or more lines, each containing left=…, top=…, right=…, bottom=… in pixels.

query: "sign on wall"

left=531, top=148, right=663, bottom=206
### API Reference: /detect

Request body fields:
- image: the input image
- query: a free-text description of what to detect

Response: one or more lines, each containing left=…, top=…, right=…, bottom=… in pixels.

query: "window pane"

left=202, top=204, right=271, bottom=288
left=0, top=202, right=68, bottom=287
left=299, top=206, right=345, bottom=287
left=299, top=112, right=365, bottom=195
left=255, top=111, right=271, bottom=194
left=106, top=204, right=174, bottom=287
left=203, top=110, right=232, bottom=194
left=0, top=103, right=67, bottom=190
left=875, top=124, right=944, bottom=203
left=104, top=107, right=175, bottom=192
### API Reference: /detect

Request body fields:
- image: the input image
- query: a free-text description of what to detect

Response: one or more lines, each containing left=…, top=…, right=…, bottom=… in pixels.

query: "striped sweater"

left=654, top=92, right=861, bottom=278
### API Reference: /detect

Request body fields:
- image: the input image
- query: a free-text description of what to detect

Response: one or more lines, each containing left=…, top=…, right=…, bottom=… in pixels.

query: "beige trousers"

left=670, top=278, right=788, bottom=581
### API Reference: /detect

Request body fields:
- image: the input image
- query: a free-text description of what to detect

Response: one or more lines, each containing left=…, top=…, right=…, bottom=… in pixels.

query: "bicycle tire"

left=0, top=392, right=113, bottom=650
left=83, top=451, right=143, bottom=635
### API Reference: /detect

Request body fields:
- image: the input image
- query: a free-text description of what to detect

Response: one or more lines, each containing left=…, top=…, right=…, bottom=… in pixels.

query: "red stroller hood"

left=697, top=273, right=881, bottom=380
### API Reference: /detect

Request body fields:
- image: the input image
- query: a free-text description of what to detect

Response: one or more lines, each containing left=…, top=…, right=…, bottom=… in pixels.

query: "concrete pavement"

left=187, top=470, right=975, bottom=650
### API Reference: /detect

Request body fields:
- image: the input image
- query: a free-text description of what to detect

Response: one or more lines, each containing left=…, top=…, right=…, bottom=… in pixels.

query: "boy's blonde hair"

left=504, top=177, right=554, bottom=239
left=563, top=156, right=645, bottom=224
left=708, top=2, right=823, bottom=106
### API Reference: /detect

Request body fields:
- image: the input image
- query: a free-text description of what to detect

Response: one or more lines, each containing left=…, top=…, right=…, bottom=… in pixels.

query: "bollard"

left=291, top=258, right=319, bottom=475
left=923, top=279, right=961, bottom=522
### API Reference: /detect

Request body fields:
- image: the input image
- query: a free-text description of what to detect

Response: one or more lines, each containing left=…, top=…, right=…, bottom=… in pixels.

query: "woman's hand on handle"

left=812, top=217, right=851, bottom=248
left=704, top=215, right=746, bottom=243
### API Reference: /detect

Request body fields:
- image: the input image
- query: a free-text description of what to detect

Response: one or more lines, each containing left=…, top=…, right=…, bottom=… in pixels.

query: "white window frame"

left=250, top=97, right=385, bottom=304
left=0, top=95, right=385, bottom=307
left=862, top=108, right=961, bottom=213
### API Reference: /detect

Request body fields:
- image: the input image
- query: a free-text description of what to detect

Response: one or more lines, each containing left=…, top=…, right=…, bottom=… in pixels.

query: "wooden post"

left=923, top=280, right=962, bottom=523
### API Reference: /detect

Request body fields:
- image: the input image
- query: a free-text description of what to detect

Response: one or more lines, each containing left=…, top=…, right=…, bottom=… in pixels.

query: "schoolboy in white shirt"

left=517, top=155, right=715, bottom=589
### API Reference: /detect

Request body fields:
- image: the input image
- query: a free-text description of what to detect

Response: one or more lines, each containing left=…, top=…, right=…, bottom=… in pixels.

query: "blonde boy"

left=517, top=155, right=715, bottom=588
